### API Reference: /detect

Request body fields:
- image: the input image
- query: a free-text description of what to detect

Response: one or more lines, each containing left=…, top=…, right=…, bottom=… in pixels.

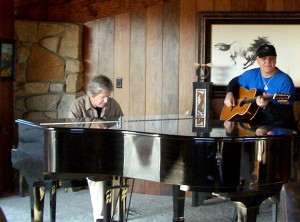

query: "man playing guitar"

left=222, top=44, right=296, bottom=129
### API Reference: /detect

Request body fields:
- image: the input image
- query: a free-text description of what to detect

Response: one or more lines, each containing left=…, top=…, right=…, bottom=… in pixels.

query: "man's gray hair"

left=86, top=75, right=114, bottom=97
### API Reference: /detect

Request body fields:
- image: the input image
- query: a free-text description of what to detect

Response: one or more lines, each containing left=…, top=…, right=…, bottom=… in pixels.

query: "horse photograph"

left=209, top=24, right=300, bottom=86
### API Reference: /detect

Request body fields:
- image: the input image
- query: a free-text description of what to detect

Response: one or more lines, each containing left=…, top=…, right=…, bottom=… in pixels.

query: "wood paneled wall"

left=83, top=0, right=198, bottom=118
left=83, top=0, right=300, bottom=195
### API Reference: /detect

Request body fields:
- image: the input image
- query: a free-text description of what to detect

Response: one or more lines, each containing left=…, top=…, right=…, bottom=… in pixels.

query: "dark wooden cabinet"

left=0, top=0, right=14, bottom=195
left=0, top=117, right=13, bottom=194
left=0, top=82, right=14, bottom=194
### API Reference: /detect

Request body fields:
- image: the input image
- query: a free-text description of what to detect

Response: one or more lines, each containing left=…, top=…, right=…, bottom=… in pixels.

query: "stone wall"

left=14, top=20, right=84, bottom=120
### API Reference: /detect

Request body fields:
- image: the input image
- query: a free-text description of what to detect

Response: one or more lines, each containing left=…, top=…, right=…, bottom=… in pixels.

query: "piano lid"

left=15, top=114, right=296, bottom=139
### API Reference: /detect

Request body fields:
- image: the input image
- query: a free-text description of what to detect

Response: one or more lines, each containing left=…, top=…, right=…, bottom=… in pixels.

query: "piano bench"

left=18, top=174, right=88, bottom=196
left=280, top=183, right=300, bottom=222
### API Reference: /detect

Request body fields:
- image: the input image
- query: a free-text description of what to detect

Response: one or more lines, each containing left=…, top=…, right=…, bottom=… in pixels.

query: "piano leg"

left=102, top=178, right=129, bottom=222
left=29, top=180, right=58, bottom=222
left=172, top=185, right=185, bottom=222
left=232, top=193, right=279, bottom=222
left=49, top=181, right=58, bottom=222
left=235, top=201, right=259, bottom=222
left=119, top=179, right=128, bottom=222
left=191, top=192, right=212, bottom=207
left=19, top=174, right=26, bottom=197
left=271, top=198, right=278, bottom=222
left=103, top=181, right=112, bottom=222
left=118, top=187, right=124, bottom=222
left=31, top=181, right=45, bottom=222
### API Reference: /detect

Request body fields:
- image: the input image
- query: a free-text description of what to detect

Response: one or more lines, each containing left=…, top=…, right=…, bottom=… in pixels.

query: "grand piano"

left=11, top=114, right=297, bottom=222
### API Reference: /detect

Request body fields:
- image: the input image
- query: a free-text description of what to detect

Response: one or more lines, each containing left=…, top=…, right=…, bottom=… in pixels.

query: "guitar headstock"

left=273, top=93, right=291, bottom=104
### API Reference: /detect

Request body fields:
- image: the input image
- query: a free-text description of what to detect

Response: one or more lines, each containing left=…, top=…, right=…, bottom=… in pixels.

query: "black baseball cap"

left=256, top=44, right=277, bottom=58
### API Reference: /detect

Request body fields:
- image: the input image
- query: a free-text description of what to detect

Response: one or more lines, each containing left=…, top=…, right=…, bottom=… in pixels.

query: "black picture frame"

left=198, top=12, right=300, bottom=99
left=0, top=39, right=15, bottom=82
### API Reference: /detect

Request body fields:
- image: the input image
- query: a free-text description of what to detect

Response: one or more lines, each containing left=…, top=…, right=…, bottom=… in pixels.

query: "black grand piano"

left=11, top=115, right=297, bottom=222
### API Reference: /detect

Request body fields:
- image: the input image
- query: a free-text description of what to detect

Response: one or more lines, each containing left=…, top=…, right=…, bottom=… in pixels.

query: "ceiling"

left=14, top=0, right=167, bottom=23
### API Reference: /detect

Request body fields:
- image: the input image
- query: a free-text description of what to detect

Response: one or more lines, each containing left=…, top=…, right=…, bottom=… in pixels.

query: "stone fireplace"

left=14, top=20, right=84, bottom=120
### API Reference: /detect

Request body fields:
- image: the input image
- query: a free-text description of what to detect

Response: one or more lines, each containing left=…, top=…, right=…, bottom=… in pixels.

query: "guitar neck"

left=244, top=95, right=274, bottom=104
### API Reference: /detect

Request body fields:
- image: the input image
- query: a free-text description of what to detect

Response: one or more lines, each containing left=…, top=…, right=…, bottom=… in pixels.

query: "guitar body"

left=220, top=87, right=259, bottom=121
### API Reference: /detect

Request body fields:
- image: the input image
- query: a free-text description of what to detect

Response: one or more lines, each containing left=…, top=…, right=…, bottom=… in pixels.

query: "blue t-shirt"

left=238, top=68, right=295, bottom=105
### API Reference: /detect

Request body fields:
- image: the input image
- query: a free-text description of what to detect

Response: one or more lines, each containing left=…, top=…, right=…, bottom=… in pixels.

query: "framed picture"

left=0, top=40, right=15, bottom=81
left=192, top=82, right=212, bottom=134
left=198, top=12, right=300, bottom=92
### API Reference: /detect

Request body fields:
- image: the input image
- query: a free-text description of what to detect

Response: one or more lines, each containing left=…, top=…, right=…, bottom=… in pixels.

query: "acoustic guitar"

left=220, top=86, right=291, bottom=121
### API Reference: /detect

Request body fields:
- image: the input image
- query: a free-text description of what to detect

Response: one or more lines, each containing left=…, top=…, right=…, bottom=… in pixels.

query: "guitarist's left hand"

left=256, top=92, right=269, bottom=108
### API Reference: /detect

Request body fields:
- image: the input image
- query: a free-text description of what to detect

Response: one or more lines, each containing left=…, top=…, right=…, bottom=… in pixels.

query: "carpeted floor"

left=0, top=187, right=277, bottom=222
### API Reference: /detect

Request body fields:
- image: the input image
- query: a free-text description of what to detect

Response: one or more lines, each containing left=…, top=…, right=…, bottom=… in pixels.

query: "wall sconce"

left=194, top=62, right=212, bottom=82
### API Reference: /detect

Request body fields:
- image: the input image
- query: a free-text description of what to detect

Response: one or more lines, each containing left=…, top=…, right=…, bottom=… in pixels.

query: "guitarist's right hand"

left=224, top=92, right=236, bottom=107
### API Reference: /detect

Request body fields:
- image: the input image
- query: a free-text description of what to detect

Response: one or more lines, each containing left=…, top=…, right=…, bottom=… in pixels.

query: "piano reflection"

left=11, top=115, right=297, bottom=222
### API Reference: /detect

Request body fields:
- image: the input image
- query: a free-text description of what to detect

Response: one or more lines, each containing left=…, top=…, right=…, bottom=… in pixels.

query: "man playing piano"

left=222, top=44, right=296, bottom=129
left=69, top=75, right=123, bottom=222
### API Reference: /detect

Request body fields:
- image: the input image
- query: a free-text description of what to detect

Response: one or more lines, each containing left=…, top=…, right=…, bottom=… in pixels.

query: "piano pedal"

left=63, top=187, right=83, bottom=193
left=211, top=192, right=230, bottom=201
left=71, top=187, right=83, bottom=192
left=126, top=209, right=140, bottom=216
left=63, top=187, right=82, bottom=192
